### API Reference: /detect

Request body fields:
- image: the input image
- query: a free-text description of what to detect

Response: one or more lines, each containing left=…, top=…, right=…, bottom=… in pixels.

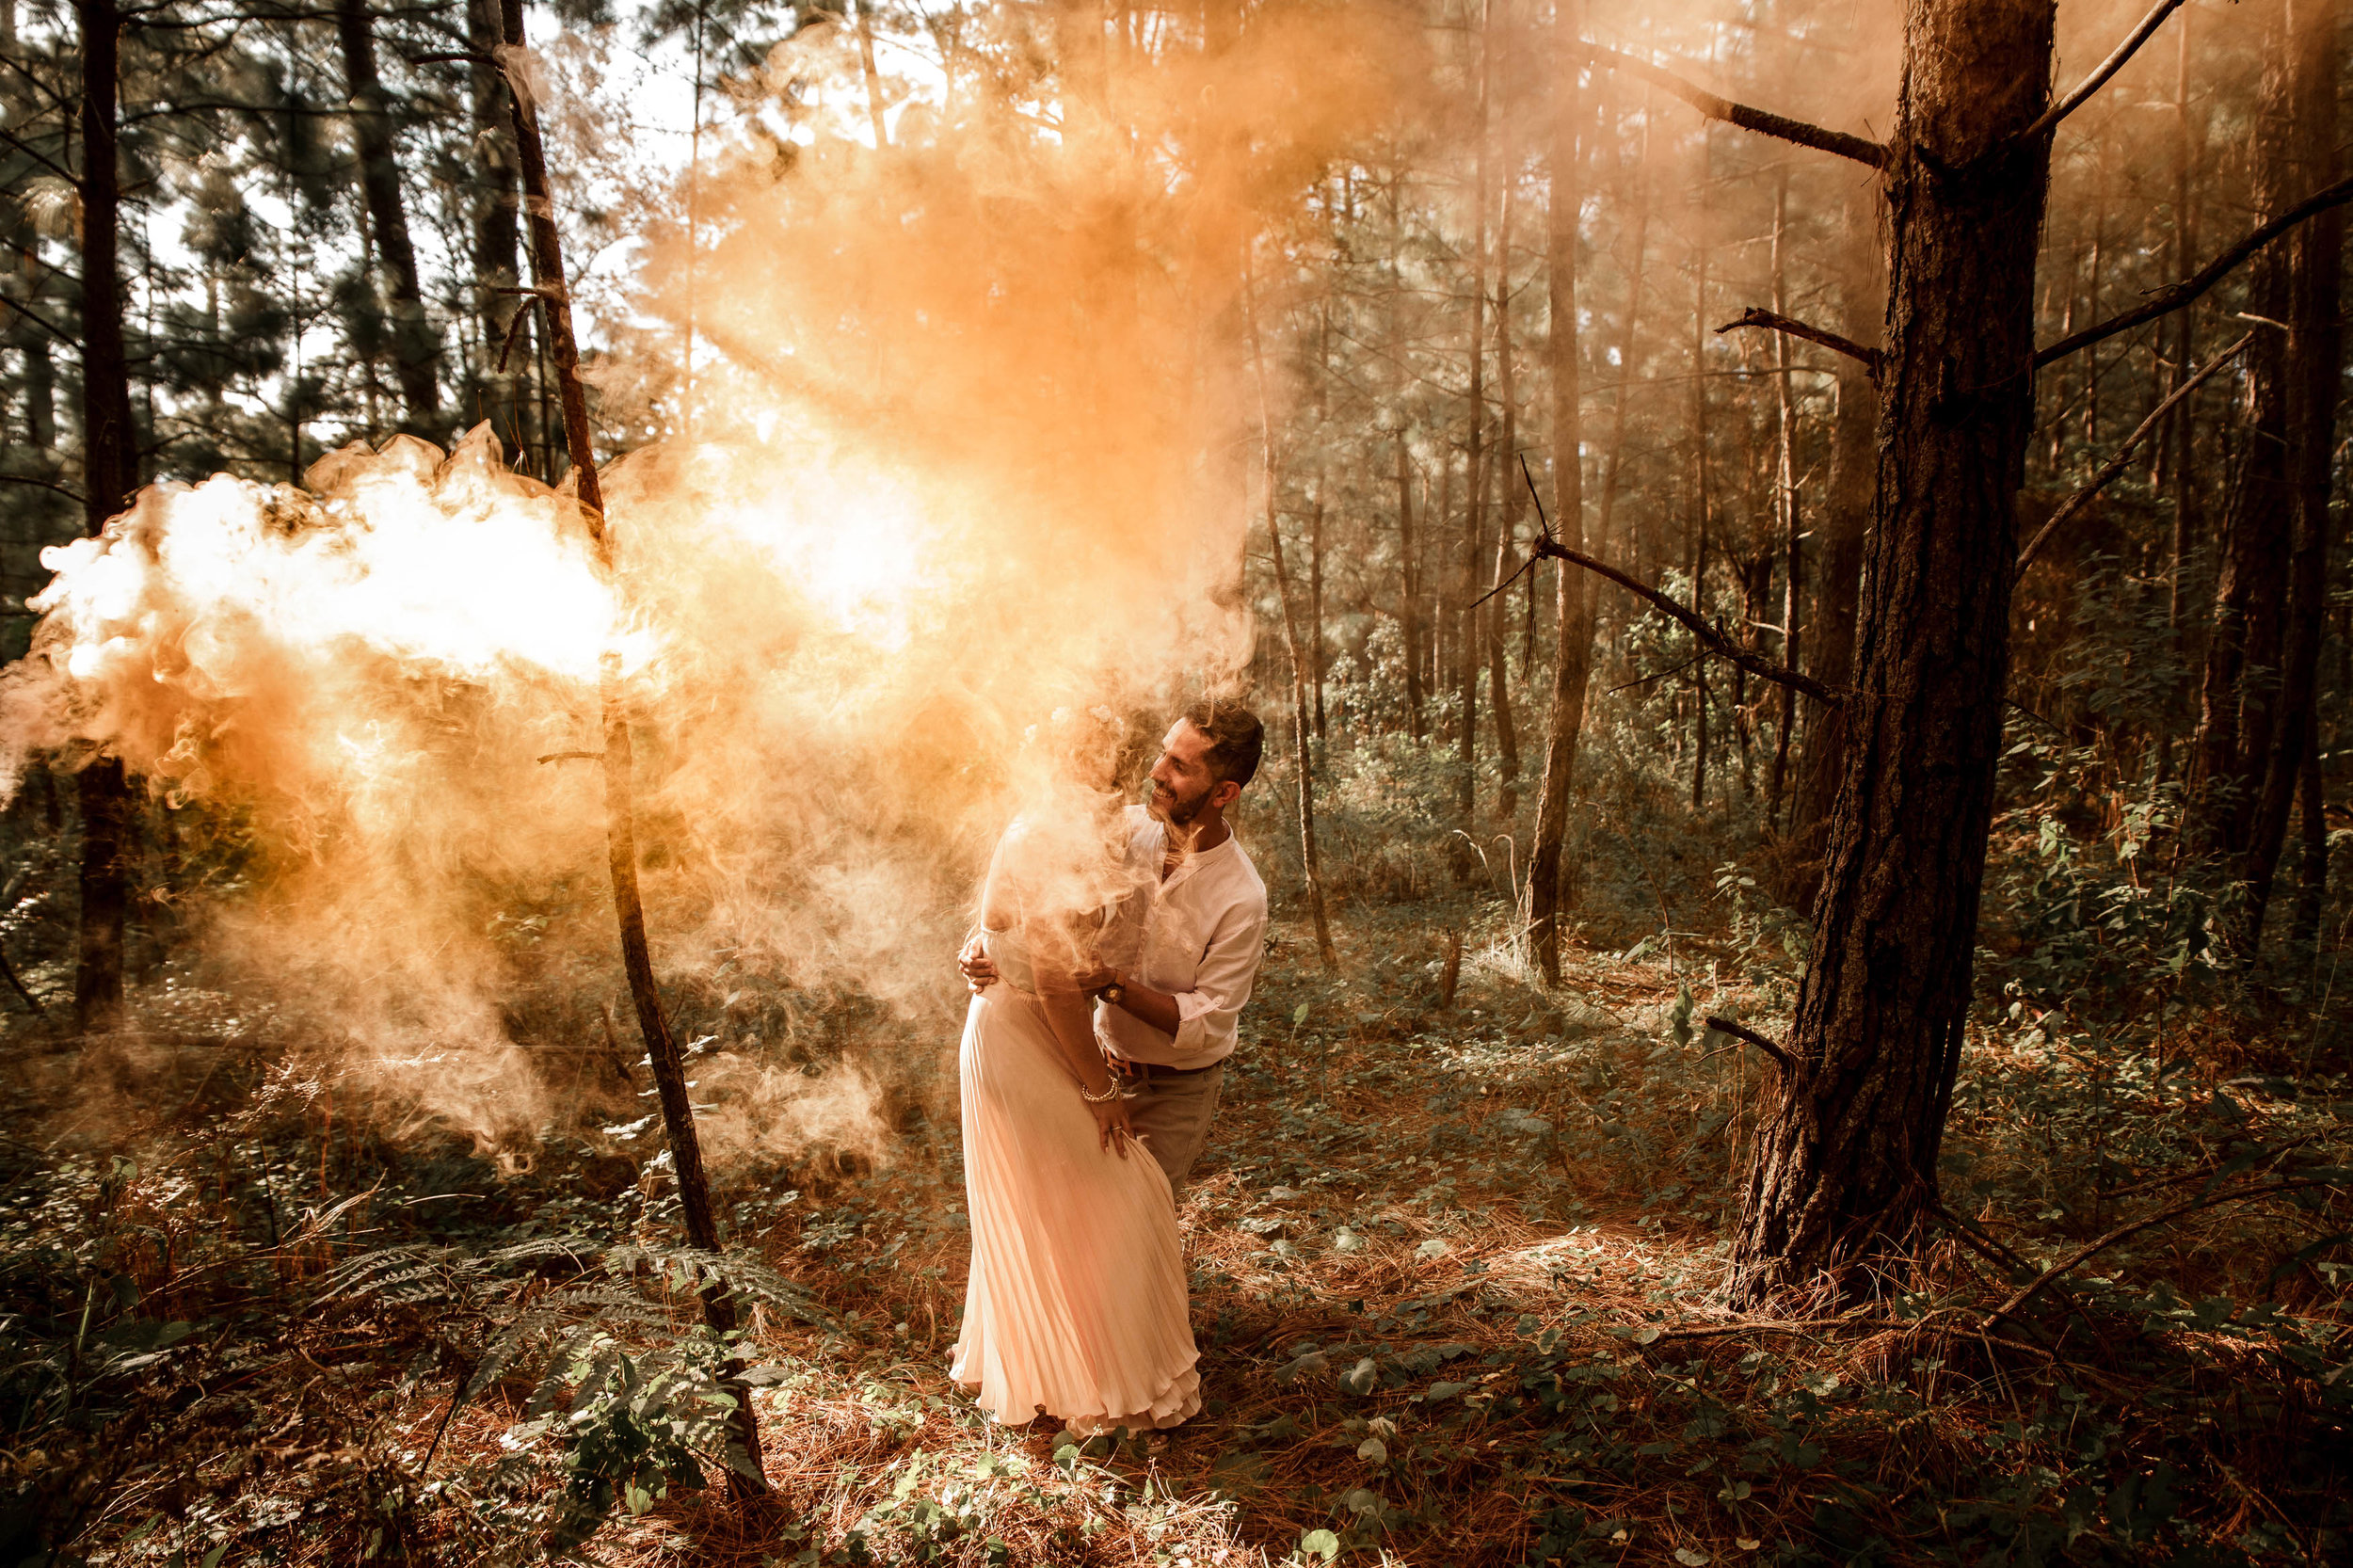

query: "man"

left=960, top=698, right=1269, bottom=1189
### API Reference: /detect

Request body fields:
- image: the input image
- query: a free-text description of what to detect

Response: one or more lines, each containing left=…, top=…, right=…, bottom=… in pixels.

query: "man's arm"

left=1094, top=898, right=1268, bottom=1056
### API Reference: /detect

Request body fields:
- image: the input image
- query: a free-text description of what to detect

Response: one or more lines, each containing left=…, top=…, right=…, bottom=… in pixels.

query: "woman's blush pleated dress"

left=949, top=961, right=1201, bottom=1433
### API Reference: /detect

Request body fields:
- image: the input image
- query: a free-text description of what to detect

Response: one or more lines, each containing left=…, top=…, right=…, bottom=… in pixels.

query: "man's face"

left=1148, top=720, right=1231, bottom=826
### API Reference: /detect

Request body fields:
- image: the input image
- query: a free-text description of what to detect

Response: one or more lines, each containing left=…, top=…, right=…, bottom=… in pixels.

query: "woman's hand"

left=1086, top=1087, right=1139, bottom=1157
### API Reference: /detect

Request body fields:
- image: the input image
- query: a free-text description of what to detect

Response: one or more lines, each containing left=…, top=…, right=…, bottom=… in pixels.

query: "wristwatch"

left=1096, top=975, right=1127, bottom=1007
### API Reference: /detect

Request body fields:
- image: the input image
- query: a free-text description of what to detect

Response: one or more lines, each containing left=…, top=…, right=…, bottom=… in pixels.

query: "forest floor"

left=6, top=901, right=2350, bottom=1566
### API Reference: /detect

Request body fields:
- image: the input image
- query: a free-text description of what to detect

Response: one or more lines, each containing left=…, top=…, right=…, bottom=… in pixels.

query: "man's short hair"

left=1181, top=698, right=1264, bottom=789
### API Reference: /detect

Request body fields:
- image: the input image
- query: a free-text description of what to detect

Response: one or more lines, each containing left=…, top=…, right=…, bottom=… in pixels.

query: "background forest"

left=2, top=0, right=2351, bottom=1563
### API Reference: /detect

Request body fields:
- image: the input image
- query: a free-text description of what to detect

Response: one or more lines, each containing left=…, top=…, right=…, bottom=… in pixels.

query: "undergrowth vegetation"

left=3, top=861, right=2347, bottom=1565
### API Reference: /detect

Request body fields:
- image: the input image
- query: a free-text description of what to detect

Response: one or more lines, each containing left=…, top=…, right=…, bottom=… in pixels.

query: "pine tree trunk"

left=1689, top=206, right=1711, bottom=813
left=1456, top=0, right=1491, bottom=825
left=1399, top=435, right=1427, bottom=739
left=1785, top=188, right=1881, bottom=904
left=2230, top=0, right=2342, bottom=957
left=1487, top=50, right=1522, bottom=819
left=1527, top=6, right=1589, bottom=984
left=2165, top=15, right=2201, bottom=632
left=1729, top=0, right=2055, bottom=1306
left=2192, top=0, right=2339, bottom=958
left=1311, top=493, right=1329, bottom=740
left=1268, top=504, right=1340, bottom=973
left=336, top=0, right=440, bottom=434
left=495, top=0, right=765, bottom=1492
left=1766, top=168, right=1801, bottom=833
left=72, top=0, right=135, bottom=1035
left=468, top=0, right=526, bottom=456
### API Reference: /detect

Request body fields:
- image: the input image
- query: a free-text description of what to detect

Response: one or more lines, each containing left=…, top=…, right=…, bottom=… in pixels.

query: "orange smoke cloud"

left=0, top=0, right=1427, bottom=1163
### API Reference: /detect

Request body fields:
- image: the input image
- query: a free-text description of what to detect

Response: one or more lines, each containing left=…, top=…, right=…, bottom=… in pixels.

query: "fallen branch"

left=2009, top=0, right=2189, bottom=150
left=1704, top=1015, right=1795, bottom=1072
left=2036, top=172, right=2353, bottom=366
left=1983, top=1176, right=2341, bottom=1333
left=1715, top=307, right=1882, bottom=374
left=2014, top=330, right=2254, bottom=577
left=1580, top=40, right=1886, bottom=168
left=535, top=749, right=603, bottom=764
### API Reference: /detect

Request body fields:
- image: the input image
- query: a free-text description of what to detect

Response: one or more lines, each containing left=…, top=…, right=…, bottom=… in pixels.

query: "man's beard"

left=1149, top=779, right=1211, bottom=827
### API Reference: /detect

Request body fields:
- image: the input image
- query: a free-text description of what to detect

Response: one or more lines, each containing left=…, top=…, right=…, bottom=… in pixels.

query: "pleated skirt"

left=949, top=986, right=1201, bottom=1432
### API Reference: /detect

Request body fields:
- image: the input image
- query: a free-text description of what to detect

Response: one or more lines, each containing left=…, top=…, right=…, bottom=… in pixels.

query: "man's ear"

left=1210, top=779, right=1241, bottom=811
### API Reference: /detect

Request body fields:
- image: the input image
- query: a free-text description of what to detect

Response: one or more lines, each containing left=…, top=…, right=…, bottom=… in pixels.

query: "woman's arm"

left=1027, top=920, right=1139, bottom=1158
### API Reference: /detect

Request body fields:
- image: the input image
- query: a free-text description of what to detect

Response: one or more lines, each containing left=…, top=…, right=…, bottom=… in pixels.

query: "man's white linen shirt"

left=1095, top=805, right=1268, bottom=1068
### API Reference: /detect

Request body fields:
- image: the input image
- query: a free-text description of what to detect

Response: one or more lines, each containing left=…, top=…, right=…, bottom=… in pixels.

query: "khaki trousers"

left=1120, top=1061, right=1225, bottom=1192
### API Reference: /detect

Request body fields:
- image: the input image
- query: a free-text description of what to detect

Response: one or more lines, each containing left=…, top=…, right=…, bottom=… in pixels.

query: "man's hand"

left=1072, top=964, right=1118, bottom=995
left=958, top=933, right=999, bottom=995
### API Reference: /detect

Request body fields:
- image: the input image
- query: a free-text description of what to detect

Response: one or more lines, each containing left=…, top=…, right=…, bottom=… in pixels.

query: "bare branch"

left=2014, top=331, right=2255, bottom=578
left=1580, top=41, right=1887, bottom=168
left=0, top=474, right=85, bottom=503
left=2011, top=0, right=2189, bottom=147
left=2036, top=172, right=2353, bottom=366
left=1535, top=538, right=1845, bottom=706
left=1983, top=1176, right=2341, bottom=1332
left=1715, top=307, right=1882, bottom=374
left=1705, top=1016, right=1796, bottom=1071
left=0, top=294, right=76, bottom=347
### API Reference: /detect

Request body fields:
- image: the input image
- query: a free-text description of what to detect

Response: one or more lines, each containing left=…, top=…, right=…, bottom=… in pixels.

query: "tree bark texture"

left=1527, top=6, right=1589, bottom=985
left=73, top=0, right=135, bottom=1034
left=335, top=0, right=441, bottom=433
left=1730, top=0, right=2056, bottom=1306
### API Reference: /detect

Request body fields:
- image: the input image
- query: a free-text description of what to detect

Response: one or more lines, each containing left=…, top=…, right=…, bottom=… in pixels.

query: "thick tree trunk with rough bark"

left=1730, top=0, right=2055, bottom=1306
left=336, top=0, right=440, bottom=433
left=73, top=0, right=135, bottom=1034
left=1527, top=8, right=1588, bottom=985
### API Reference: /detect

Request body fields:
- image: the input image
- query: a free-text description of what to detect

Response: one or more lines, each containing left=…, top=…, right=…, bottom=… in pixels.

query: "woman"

left=948, top=717, right=1201, bottom=1434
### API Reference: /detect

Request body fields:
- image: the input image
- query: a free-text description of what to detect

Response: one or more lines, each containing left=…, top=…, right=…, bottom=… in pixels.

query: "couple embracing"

left=949, top=700, right=1270, bottom=1435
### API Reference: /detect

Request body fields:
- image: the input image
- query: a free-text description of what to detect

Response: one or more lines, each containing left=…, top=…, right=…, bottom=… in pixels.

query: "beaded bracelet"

left=1080, top=1080, right=1123, bottom=1104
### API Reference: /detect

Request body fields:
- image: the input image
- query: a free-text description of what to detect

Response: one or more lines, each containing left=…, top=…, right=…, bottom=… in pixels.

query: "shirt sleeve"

left=1166, top=892, right=1269, bottom=1057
